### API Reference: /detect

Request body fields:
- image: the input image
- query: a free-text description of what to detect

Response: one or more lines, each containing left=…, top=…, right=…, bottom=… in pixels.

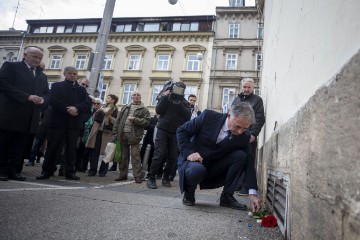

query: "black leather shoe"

left=36, top=172, right=51, bottom=180
left=182, top=191, right=195, bottom=206
left=66, top=174, right=80, bottom=180
left=147, top=177, right=157, bottom=189
left=0, top=174, right=8, bottom=181
left=220, top=192, right=247, bottom=210
left=162, top=178, right=171, bottom=187
left=88, top=170, right=96, bottom=176
left=8, top=173, right=26, bottom=181
left=25, top=161, right=34, bottom=166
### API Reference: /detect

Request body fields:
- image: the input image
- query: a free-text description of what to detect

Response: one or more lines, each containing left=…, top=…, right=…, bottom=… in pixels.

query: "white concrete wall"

left=260, top=0, right=360, bottom=144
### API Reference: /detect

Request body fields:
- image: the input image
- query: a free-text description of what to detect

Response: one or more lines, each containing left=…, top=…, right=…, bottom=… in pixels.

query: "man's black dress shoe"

left=219, top=192, right=247, bottom=210
left=0, top=174, right=8, bottom=181
left=147, top=177, right=157, bottom=189
left=8, top=173, right=26, bottom=181
left=36, top=173, right=51, bottom=180
left=182, top=191, right=195, bottom=206
left=66, top=174, right=80, bottom=180
left=25, top=161, right=34, bottom=166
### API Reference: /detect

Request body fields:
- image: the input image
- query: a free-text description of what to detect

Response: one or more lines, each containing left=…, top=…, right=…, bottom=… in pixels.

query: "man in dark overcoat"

left=176, top=101, right=261, bottom=212
left=36, top=66, right=90, bottom=180
left=232, top=78, right=265, bottom=195
left=0, top=47, right=49, bottom=181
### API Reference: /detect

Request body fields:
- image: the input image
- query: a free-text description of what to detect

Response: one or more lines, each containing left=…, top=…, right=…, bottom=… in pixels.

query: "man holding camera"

left=147, top=81, right=191, bottom=189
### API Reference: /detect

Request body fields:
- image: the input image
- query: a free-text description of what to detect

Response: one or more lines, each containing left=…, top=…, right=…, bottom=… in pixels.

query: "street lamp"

left=168, top=0, right=179, bottom=4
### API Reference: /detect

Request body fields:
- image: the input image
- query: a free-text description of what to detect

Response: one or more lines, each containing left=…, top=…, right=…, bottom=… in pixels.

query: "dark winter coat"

left=232, top=92, right=265, bottom=137
left=156, top=95, right=191, bottom=133
left=48, top=80, right=91, bottom=129
left=0, top=61, right=49, bottom=134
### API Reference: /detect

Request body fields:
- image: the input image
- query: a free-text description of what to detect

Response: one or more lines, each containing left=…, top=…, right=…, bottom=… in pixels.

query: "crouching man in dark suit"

left=176, top=102, right=261, bottom=212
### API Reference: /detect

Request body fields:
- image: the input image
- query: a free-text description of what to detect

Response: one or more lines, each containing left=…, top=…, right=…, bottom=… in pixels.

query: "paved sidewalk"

left=0, top=161, right=284, bottom=240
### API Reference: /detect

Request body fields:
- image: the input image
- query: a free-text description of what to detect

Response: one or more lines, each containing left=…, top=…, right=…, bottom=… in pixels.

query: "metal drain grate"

left=266, top=170, right=290, bottom=238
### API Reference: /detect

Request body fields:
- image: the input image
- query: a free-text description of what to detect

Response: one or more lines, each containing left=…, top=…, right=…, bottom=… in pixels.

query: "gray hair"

left=241, top=78, right=254, bottom=85
left=94, top=98, right=103, bottom=104
left=230, top=101, right=255, bottom=125
left=63, top=66, right=78, bottom=74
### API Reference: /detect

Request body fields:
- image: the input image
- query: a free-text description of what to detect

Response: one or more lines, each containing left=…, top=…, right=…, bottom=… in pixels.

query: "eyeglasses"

left=93, top=102, right=101, bottom=105
left=81, top=83, right=89, bottom=88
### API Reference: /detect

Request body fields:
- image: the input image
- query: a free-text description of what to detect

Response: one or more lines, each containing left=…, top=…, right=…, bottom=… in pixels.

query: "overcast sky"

left=0, top=0, right=255, bottom=31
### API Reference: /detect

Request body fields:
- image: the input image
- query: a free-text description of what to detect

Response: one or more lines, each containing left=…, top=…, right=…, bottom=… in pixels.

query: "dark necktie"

left=225, top=130, right=232, bottom=140
left=30, top=67, right=35, bottom=77
left=218, top=130, right=232, bottom=147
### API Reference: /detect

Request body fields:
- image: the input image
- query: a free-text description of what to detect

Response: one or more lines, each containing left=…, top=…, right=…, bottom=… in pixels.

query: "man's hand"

left=128, top=116, right=135, bottom=122
left=249, top=194, right=261, bottom=212
left=162, top=90, right=171, bottom=96
left=67, top=106, right=78, bottom=116
left=28, top=95, right=44, bottom=105
left=250, top=135, right=256, bottom=143
left=187, top=152, right=203, bottom=163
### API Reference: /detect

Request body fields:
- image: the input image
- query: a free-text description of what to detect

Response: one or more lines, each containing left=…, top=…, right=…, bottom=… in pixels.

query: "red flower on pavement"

left=261, top=215, right=278, bottom=227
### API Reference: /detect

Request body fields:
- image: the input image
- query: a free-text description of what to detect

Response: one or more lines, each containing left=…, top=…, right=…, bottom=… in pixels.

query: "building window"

left=99, top=83, right=108, bottom=101
left=75, top=26, right=83, bottom=33
left=122, top=84, right=136, bottom=105
left=41, top=26, right=54, bottom=33
left=160, top=22, right=170, bottom=31
left=33, top=26, right=54, bottom=33
left=187, top=55, right=200, bottom=71
left=144, top=23, right=160, bottom=31
left=226, top=54, right=237, bottom=70
left=65, top=25, right=73, bottom=33
left=229, top=0, right=244, bottom=7
left=172, top=22, right=199, bottom=31
left=128, top=54, right=141, bottom=70
left=4, top=52, right=15, bottom=62
left=136, top=23, right=144, bottom=32
left=116, top=24, right=132, bottom=32
left=256, top=53, right=262, bottom=71
left=83, top=25, right=98, bottom=33
left=103, top=54, right=113, bottom=70
left=222, top=87, right=236, bottom=112
left=229, top=23, right=240, bottom=38
left=156, top=54, right=170, bottom=70
left=56, top=26, right=65, bottom=33
left=257, top=23, right=264, bottom=39
left=50, top=55, right=62, bottom=69
left=75, top=25, right=98, bottom=33
left=75, top=55, right=87, bottom=69
left=184, top=85, right=197, bottom=100
left=151, top=84, right=163, bottom=106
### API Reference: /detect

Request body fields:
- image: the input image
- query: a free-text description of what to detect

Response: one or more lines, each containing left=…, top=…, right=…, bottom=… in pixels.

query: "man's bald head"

left=24, top=47, right=43, bottom=67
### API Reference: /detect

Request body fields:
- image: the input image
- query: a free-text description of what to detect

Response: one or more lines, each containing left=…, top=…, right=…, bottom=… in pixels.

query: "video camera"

left=157, top=79, right=186, bottom=102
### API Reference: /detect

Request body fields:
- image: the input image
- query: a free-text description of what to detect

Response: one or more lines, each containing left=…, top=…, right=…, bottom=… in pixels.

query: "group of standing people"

left=0, top=46, right=264, bottom=212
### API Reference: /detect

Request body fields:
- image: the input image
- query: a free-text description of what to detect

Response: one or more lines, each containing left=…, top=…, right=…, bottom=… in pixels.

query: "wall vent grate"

left=266, top=170, right=290, bottom=239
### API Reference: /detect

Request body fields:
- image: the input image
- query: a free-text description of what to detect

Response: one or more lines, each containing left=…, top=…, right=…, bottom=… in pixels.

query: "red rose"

left=261, top=215, right=278, bottom=227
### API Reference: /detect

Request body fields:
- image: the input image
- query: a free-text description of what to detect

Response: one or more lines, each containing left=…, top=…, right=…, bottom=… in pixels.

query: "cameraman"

left=147, top=81, right=191, bottom=189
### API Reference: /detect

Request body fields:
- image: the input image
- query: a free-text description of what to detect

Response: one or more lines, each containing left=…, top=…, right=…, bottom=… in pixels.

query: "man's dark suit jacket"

left=176, top=109, right=257, bottom=193
left=0, top=61, right=49, bottom=134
